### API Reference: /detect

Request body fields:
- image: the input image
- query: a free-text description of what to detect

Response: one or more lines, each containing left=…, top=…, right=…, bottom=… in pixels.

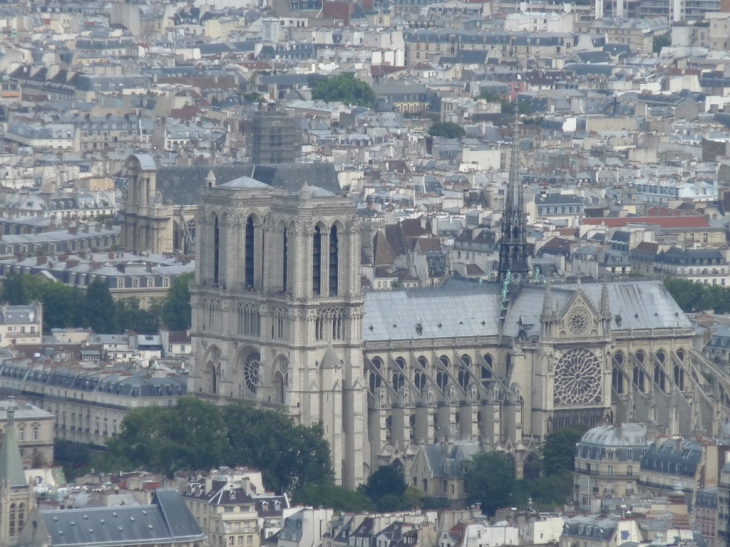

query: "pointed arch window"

left=612, top=367, right=624, bottom=394
left=282, top=227, right=288, bottom=291
left=313, top=225, right=322, bottom=296
left=245, top=216, right=255, bottom=288
left=329, top=225, right=339, bottom=296
left=674, top=365, right=685, bottom=390
left=213, top=215, right=220, bottom=286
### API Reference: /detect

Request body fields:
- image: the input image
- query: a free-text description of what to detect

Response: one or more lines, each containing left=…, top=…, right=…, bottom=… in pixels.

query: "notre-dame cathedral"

left=183, top=178, right=730, bottom=489
left=121, top=116, right=730, bottom=489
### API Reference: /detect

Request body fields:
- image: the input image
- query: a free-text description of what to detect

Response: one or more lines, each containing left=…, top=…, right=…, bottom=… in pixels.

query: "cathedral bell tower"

left=190, top=177, right=365, bottom=488
left=497, top=110, right=529, bottom=284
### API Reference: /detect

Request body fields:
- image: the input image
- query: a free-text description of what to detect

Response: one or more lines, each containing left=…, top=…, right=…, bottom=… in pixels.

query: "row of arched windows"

left=238, top=303, right=261, bottom=338
left=367, top=354, right=497, bottom=395
left=202, top=299, right=222, bottom=332
left=8, top=502, right=25, bottom=537
left=209, top=212, right=342, bottom=297
left=612, top=349, right=687, bottom=394
left=315, top=309, right=345, bottom=341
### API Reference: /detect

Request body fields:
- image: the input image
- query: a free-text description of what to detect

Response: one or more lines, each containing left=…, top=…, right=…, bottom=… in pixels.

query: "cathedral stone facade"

left=189, top=176, right=365, bottom=488
left=189, top=170, right=730, bottom=488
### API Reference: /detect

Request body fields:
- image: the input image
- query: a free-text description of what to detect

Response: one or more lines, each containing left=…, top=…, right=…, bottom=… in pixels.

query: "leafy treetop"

left=104, top=397, right=333, bottom=493
left=428, top=122, right=466, bottom=139
left=310, top=74, right=376, bottom=107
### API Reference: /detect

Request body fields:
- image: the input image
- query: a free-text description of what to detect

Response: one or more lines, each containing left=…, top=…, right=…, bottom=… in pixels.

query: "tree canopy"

left=663, top=276, right=730, bottom=315
left=84, top=279, right=118, bottom=333
left=160, top=273, right=193, bottom=330
left=105, top=397, right=333, bottom=491
left=0, top=272, right=192, bottom=334
left=428, top=122, right=466, bottom=139
left=293, top=483, right=374, bottom=512
left=540, top=424, right=587, bottom=476
left=465, top=452, right=516, bottom=515
left=310, top=74, right=376, bottom=107
left=653, top=33, right=671, bottom=54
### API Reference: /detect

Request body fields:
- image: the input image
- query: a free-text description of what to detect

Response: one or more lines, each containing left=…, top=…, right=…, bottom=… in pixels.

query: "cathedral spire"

left=497, top=107, right=529, bottom=283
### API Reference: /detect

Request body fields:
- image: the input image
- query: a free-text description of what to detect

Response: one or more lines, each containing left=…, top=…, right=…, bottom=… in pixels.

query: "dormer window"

left=229, top=491, right=236, bottom=500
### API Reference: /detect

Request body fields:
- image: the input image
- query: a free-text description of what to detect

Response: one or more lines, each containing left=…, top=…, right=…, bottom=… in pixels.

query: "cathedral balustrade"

left=613, top=327, right=695, bottom=340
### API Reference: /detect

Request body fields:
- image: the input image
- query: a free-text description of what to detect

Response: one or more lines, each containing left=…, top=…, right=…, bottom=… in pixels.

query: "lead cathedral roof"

left=155, top=163, right=341, bottom=206
left=362, top=280, right=691, bottom=342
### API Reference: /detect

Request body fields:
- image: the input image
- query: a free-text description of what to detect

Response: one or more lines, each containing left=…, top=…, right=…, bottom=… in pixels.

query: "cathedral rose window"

left=554, top=348, right=602, bottom=407
left=567, top=307, right=590, bottom=336
left=244, top=352, right=261, bottom=394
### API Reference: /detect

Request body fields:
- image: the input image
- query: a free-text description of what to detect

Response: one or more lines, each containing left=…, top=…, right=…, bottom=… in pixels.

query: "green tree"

left=54, top=439, right=93, bottom=481
left=106, top=405, right=174, bottom=474
left=359, top=464, right=408, bottom=510
left=401, top=486, right=426, bottom=509
left=465, top=452, right=515, bottom=515
left=653, top=33, right=671, bottom=53
left=428, top=122, right=466, bottom=139
left=223, top=403, right=333, bottom=493
left=540, top=425, right=587, bottom=476
left=117, top=297, right=160, bottom=333
left=1, top=272, right=29, bottom=304
left=310, top=74, right=376, bottom=107
left=292, top=483, right=374, bottom=512
left=84, top=279, right=118, bottom=333
left=41, top=283, right=84, bottom=332
left=1, top=272, right=46, bottom=305
left=664, top=276, right=718, bottom=313
left=478, top=90, right=502, bottom=102
left=106, top=398, right=227, bottom=477
left=166, top=397, right=228, bottom=472
left=161, top=273, right=193, bottom=330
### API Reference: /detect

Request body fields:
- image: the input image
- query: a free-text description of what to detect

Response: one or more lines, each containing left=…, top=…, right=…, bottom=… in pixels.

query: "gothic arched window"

left=282, top=227, right=288, bottom=291
left=482, top=354, right=494, bottom=385
left=313, top=225, right=322, bottom=296
left=437, top=370, right=448, bottom=392
left=414, top=370, right=426, bottom=392
left=458, top=369, right=470, bottom=390
left=654, top=365, right=666, bottom=392
left=633, top=365, right=645, bottom=393
left=245, top=216, right=255, bottom=288
left=612, top=366, right=623, bottom=394
left=329, top=225, right=339, bottom=296
left=213, top=214, right=220, bottom=285
left=674, top=365, right=685, bottom=390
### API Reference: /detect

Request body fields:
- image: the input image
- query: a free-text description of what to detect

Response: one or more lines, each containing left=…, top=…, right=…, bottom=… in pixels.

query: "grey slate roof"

left=38, top=489, right=205, bottom=547
left=156, top=163, right=340, bottom=205
left=363, top=287, right=502, bottom=342
left=363, top=280, right=691, bottom=342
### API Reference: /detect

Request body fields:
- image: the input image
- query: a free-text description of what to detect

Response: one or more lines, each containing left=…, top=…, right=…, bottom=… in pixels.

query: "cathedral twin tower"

left=189, top=175, right=366, bottom=488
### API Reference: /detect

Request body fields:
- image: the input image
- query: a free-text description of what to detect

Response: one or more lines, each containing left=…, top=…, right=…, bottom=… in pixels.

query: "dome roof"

left=580, top=423, right=648, bottom=448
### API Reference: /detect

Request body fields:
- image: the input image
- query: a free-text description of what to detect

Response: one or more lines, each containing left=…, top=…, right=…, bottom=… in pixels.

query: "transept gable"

left=556, top=288, right=602, bottom=338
